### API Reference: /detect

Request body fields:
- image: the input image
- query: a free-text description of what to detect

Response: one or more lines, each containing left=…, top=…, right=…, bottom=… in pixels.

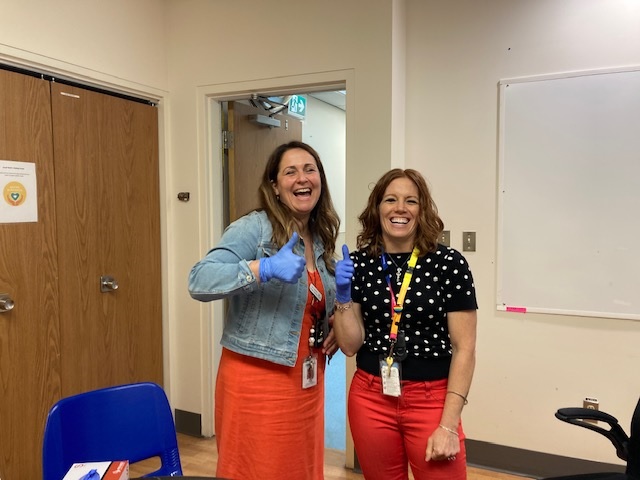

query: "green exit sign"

left=288, top=95, right=307, bottom=119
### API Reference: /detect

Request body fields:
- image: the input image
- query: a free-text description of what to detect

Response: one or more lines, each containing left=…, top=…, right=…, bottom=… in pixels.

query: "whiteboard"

left=497, top=67, right=640, bottom=321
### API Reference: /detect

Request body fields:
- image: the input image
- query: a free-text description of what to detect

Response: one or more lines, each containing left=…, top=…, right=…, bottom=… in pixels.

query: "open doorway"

left=215, top=89, right=347, bottom=451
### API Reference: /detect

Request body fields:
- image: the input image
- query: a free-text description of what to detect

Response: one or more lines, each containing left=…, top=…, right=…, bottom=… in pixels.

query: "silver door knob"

left=100, top=276, right=119, bottom=293
left=0, top=293, right=15, bottom=313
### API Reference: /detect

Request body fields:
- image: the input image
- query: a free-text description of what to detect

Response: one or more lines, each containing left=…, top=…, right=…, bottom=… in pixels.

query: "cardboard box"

left=62, top=461, right=129, bottom=480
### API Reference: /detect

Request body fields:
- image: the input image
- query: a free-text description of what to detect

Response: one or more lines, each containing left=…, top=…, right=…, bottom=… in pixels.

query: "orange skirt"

left=215, top=294, right=326, bottom=479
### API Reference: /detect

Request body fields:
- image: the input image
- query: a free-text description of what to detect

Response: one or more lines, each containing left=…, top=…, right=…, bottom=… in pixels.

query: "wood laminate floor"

left=130, top=433, right=533, bottom=479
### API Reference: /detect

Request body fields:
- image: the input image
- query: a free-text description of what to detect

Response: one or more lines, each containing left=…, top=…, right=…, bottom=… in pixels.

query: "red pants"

left=348, top=369, right=467, bottom=480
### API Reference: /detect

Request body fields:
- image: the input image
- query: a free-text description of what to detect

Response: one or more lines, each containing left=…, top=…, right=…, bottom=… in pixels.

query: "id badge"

left=379, top=357, right=402, bottom=397
left=302, top=355, right=318, bottom=389
left=309, top=283, right=323, bottom=302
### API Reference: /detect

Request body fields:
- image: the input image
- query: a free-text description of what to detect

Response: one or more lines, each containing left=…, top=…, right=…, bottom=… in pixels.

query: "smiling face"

left=272, top=147, right=321, bottom=223
left=379, top=177, right=420, bottom=252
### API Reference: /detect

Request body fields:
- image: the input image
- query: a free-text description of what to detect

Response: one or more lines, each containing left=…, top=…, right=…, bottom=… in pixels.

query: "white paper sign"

left=0, top=160, right=37, bottom=223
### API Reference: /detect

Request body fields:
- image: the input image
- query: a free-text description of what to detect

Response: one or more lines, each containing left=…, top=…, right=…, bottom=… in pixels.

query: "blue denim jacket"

left=188, top=210, right=336, bottom=367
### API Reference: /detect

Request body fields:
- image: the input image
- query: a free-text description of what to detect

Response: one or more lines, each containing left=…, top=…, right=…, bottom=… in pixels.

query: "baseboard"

left=466, top=439, right=626, bottom=478
left=174, top=409, right=202, bottom=437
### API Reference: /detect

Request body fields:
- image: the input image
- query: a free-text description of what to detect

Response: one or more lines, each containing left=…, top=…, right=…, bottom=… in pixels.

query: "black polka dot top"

left=351, top=244, right=478, bottom=381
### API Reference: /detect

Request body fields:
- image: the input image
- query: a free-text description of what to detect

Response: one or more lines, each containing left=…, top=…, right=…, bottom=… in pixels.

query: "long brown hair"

left=258, top=141, right=340, bottom=273
left=356, top=168, right=444, bottom=257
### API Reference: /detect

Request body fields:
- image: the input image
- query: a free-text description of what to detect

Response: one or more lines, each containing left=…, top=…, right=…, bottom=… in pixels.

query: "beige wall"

left=2, top=0, right=640, bottom=468
left=0, top=0, right=168, bottom=95
left=405, top=0, right=640, bottom=465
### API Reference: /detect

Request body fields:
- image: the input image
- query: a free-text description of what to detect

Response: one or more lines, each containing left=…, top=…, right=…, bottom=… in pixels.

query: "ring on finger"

left=447, top=456, right=457, bottom=461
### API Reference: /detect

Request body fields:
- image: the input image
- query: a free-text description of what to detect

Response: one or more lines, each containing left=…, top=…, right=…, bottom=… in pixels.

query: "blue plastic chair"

left=42, top=382, right=183, bottom=480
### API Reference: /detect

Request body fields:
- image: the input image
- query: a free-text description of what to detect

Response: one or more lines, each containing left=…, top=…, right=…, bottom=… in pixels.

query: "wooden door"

left=227, top=101, right=302, bottom=223
left=0, top=70, right=61, bottom=480
left=50, top=83, right=163, bottom=396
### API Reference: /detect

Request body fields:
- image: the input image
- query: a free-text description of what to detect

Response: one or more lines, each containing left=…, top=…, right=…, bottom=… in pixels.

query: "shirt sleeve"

left=187, top=213, right=263, bottom=301
left=441, top=248, right=478, bottom=312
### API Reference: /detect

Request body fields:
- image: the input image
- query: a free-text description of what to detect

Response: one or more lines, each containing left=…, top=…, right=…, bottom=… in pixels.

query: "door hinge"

left=222, top=130, right=234, bottom=150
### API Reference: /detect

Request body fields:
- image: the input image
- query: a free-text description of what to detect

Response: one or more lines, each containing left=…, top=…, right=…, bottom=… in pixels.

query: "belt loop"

left=366, top=370, right=377, bottom=388
left=425, top=379, right=433, bottom=394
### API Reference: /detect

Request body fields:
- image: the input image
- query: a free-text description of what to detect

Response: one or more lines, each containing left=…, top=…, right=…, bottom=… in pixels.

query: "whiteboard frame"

left=496, top=65, right=640, bottom=321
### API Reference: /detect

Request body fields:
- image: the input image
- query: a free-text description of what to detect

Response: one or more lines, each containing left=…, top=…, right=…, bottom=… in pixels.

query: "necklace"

left=387, top=253, right=411, bottom=283
left=308, top=270, right=325, bottom=348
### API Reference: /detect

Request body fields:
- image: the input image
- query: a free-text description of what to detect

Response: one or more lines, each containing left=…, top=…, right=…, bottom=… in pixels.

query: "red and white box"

left=62, top=461, right=129, bottom=480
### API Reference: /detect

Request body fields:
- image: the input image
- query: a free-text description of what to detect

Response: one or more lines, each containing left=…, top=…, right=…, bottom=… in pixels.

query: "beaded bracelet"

left=335, top=300, right=353, bottom=312
left=447, top=390, right=469, bottom=405
left=438, top=424, right=459, bottom=436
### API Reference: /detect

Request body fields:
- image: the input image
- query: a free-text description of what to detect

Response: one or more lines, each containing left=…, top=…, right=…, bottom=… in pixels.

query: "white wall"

left=404, top=0, right=640, bottom=465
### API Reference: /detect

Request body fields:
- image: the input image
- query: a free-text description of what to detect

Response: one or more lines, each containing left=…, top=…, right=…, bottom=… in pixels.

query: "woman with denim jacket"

left=188, top=141, right=340, bottom=480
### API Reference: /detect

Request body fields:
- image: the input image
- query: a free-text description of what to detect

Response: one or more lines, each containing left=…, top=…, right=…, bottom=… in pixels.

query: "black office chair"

left=544, top=397, right=639, bottom=480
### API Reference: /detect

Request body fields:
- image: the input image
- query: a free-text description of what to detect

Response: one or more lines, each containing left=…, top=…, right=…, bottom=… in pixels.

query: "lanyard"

left=382, top=247, right=420, bottom=344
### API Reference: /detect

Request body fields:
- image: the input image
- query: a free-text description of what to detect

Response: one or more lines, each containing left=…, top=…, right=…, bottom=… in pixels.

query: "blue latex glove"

left=335, top=244, right=354, bottom=303
left=80, top=469, right=100, bottom=480
left=259, top=232, right=306, bottom=283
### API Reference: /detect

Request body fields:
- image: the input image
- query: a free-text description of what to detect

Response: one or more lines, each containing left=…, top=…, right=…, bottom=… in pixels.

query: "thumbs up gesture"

left=259, top=232, right=306, bottom=283
left=335, top=244, right=354, bottom=303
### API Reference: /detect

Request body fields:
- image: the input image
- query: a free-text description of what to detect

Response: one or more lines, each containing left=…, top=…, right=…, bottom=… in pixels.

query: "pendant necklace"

left=308, top=270, right=325, bottom=348
left=387, top=253, right=411, bottom=284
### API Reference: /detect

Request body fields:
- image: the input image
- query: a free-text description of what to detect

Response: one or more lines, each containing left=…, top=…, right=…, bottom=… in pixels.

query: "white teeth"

left=294, top=188, right=311, bottom=195
left=391, top=218, right=408, bottom=224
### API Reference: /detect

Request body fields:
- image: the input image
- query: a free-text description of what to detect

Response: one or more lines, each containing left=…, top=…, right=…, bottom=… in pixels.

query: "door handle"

left=100, top=276, right=119, bottom=293
left=0, top=293, right=15, bottom=313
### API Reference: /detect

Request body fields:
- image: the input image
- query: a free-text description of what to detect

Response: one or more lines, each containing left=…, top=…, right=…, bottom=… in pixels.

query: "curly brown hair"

left=258, top=141, right=340, bottom=274
left=356, top=168, right=444, bottom=257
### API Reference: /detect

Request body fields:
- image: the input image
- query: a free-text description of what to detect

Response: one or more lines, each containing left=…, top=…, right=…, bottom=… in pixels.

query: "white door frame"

left=195, top=69, right=353, bottom=437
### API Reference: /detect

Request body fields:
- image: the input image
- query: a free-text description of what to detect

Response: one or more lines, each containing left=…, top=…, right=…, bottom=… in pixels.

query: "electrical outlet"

left=583, top=397, right=599, bottom=424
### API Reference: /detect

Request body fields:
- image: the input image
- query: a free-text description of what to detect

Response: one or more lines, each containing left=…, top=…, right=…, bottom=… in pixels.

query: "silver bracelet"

left=438, top=424, right=459, bottom=437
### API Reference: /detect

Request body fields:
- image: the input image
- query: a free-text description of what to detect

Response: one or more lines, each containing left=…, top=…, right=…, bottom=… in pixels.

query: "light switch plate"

left=462, top=231, right=476, bottom=252
left=439, top=230, right=450, bottom=246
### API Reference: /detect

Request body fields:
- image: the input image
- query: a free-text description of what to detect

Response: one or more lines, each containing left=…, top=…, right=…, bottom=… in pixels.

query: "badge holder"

left=379, top=355, right=402, bottom=397
left=379, top=329, right=407, bottom=397
left=302, top=355, right=318, bottom=389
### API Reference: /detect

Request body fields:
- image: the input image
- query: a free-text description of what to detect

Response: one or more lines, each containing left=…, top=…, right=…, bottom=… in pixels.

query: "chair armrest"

left=555, top=407, right=630, bottom=461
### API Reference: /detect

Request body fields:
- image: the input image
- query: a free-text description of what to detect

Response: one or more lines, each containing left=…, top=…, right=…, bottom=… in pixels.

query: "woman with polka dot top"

left=333, top=168, right=478, bottom=480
